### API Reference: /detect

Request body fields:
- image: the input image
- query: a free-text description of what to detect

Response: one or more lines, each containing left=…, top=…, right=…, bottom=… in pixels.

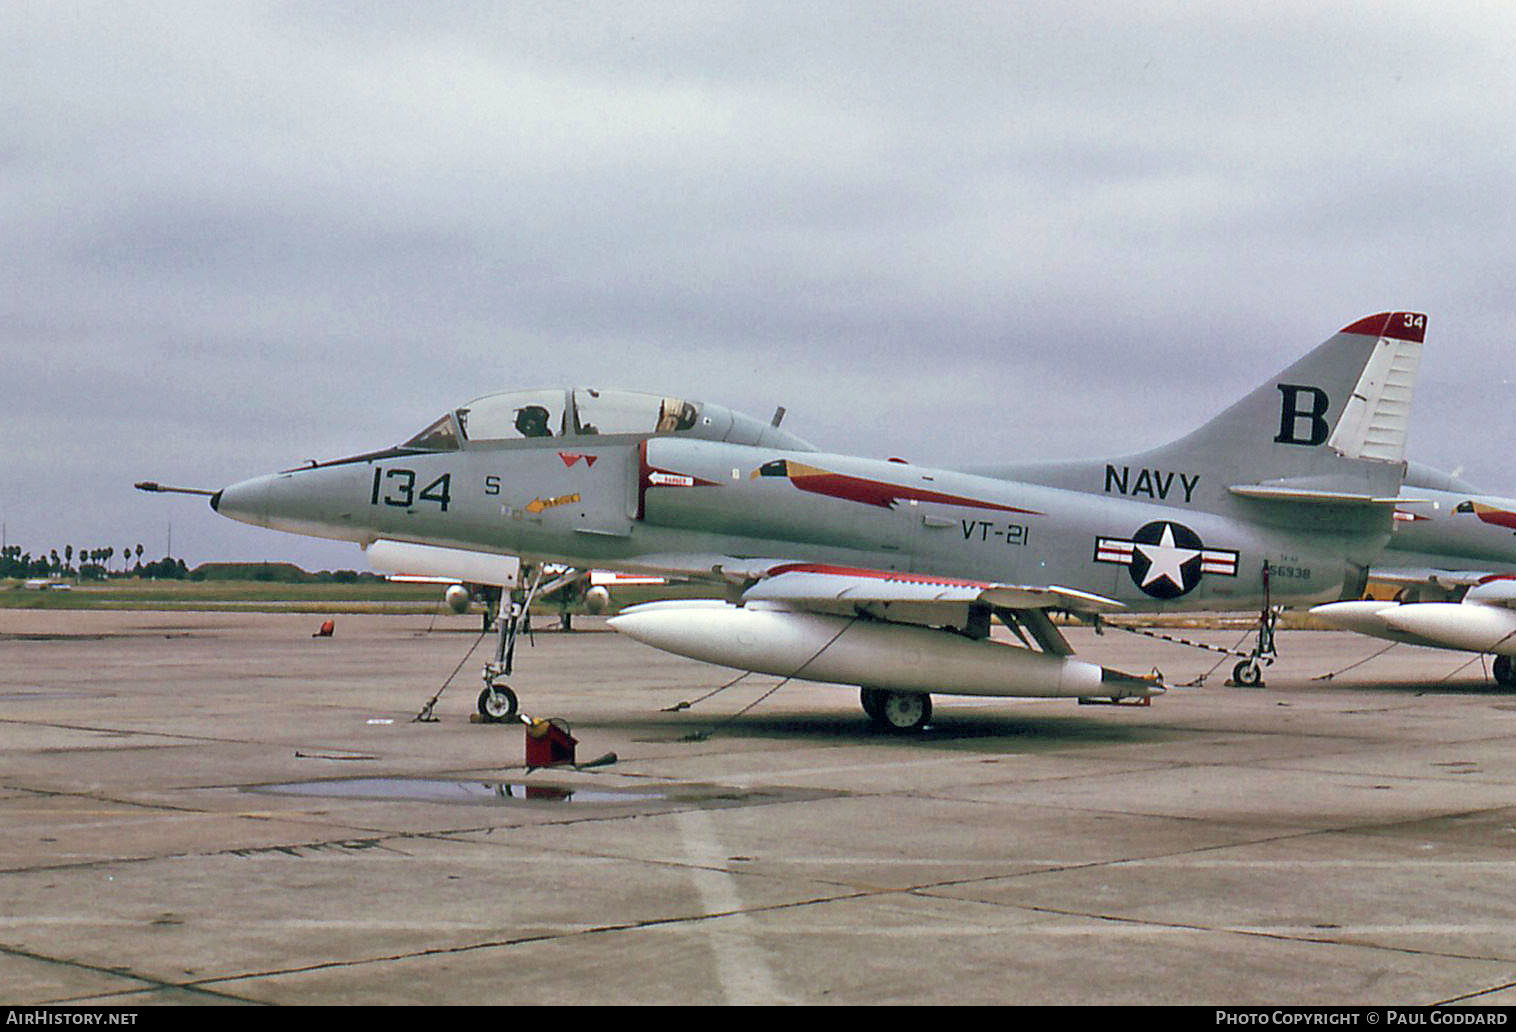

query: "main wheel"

left=860, top=687, right=885, bottom=721
left=1494, top=655, right=1516, bottom=688
left=872, top=691, right=931, bottom=732
left=477, top=684, right=519, bottom=723
left=1232, top=660, right=1264, bottom=687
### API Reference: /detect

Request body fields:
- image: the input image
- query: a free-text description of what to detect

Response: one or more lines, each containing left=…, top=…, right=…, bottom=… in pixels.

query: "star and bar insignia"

left=1095, top=520, right=1239, bottom=599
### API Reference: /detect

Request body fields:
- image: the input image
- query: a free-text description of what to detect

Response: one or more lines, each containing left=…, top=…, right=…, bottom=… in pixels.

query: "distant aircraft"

left=365, top=538, right=521, bottom=623
left=1311, top=466, right=1516, bottom=685
left=367, top=536, right=666, bottom=628
left=143, top=313, right=1427, bottom=730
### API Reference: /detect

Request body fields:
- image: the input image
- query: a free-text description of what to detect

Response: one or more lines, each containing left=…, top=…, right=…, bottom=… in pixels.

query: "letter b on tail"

left=1274, top=384, right=1330, bottom=446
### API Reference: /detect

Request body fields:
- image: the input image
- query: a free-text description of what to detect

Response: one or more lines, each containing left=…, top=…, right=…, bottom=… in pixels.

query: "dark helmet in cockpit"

left=514, top=405, right=553, bottom=438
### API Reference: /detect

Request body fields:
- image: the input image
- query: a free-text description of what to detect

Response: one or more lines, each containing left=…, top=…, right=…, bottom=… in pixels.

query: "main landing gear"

left=861, top=687, right=933, bottom=732
left=1230, top=565, right=1281, bottom=687
left=1230, top=603, right=1280, bottom=687
left=1494, top=656, right=1516, bottom=689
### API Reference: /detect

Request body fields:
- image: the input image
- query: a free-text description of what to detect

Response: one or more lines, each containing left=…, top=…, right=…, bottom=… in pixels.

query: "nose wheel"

left=478, top=683, right=520, bottom=723
left=1231, top=659, right=1265, bottom=687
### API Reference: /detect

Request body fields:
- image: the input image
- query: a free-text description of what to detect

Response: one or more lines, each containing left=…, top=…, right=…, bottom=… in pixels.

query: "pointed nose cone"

left=210, top=474, right=275, bottom=529
left=210, top=464, right=371, bottom=543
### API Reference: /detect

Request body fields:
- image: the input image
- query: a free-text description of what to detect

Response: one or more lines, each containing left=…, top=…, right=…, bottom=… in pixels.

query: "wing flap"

left=740, top=563, right=1125, bottom=613
left=1369, top=567, right=1499, bottom=589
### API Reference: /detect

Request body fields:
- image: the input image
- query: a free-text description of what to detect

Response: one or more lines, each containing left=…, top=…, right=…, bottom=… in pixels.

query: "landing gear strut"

left=476, top=567, right=544, bottom=723
left=1231, top=564, right=1280, bottom=687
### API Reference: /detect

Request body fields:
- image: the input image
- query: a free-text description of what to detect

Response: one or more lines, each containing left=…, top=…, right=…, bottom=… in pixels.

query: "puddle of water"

left=247, top=777, right=668, bottom=806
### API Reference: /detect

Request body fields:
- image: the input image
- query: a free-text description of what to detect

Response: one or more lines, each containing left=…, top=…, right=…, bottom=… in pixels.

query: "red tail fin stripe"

left=1339, top=312, right=1426, bottom=344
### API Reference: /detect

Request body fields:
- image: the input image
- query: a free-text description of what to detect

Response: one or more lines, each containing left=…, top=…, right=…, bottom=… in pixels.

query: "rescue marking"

left=525, top=493, right=580, bottom=514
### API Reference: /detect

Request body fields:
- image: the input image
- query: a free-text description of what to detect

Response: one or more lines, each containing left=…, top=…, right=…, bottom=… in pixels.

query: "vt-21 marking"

left=960, top=519, right=1030, bottom=547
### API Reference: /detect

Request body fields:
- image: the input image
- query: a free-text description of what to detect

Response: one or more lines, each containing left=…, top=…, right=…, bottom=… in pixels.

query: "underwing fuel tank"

left=1381, top=603, right=1516, bottom=656
left=608, top=601, right=1163, bottom=700
left=1311, top=599, right=1516, bottom=656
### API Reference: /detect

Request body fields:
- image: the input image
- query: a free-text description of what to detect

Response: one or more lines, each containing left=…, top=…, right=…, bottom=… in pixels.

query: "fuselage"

left=212, top=424, right=1382, bottom=614
left=1385, top=485, right=1516, bottom=574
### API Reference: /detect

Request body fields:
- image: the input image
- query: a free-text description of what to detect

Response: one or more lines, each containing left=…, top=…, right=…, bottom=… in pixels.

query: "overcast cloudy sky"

left=4, top=2, right=1514, bottom=571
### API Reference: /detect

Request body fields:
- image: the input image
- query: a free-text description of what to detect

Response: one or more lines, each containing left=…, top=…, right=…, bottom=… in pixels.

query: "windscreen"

left=402, top=413, right=461, bottom=451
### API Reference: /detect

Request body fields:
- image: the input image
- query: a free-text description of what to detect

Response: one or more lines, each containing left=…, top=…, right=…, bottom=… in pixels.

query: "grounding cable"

left=677, top=614, right=862, bottom=742
left=1311, top=641, right=1401, bottom=681
left=412, top=626, right=490, bottom=722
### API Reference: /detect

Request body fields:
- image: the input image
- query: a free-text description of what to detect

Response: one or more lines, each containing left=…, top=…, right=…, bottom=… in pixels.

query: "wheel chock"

left=524, top=717, right=577, bottom=769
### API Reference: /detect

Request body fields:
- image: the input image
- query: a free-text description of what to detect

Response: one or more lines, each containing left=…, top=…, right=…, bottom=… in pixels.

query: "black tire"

left=1494, top=655, right=1516, bottom=688
left=860, top=687, right=885, bottom=721
left=873, top=691, right=931, bottom=732
left=1232, top=660, right=1264, bottom=687
left=477, top=685, right=519, bottom=723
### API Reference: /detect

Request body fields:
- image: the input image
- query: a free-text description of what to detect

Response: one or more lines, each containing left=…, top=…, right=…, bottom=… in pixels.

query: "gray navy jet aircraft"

left=1313, top=465, right=1516, bottom=685
left=143, top=312, right=1428, bottom=730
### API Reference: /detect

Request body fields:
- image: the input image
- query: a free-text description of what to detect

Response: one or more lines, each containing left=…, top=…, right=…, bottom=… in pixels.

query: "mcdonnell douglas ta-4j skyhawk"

left=142, top=312, right=1428, bottom=730
left=1312, top=465, right=1516, bottom=686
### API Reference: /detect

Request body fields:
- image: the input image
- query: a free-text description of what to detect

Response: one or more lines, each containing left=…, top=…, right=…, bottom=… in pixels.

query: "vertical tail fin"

left=980, top=312, right=1427, bottom=512
left=1147, top=312, right=1425, bottom=485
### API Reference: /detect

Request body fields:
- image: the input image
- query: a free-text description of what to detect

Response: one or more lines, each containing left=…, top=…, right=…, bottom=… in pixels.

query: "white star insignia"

left=1135, top=524, right=1200, bottom=591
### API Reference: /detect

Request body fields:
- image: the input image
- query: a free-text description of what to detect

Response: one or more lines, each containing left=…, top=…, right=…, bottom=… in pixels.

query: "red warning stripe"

left=765, top=563, right=994, bottom=589
left=1339, top=312, right=1427, bottom=343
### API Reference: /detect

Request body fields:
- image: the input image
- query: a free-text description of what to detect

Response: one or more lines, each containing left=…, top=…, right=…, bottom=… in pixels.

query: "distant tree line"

left=1, top=545, right=383, bottom=584
left=0, top=543, right=180, bottom=579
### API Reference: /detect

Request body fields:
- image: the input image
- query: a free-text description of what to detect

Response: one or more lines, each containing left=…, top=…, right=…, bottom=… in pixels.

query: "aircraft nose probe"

left=134, top=481, right=222, bottom=510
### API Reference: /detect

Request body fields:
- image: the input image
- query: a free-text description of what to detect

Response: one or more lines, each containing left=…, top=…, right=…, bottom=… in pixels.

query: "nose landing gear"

left=475, top=567, right=544, bottom=723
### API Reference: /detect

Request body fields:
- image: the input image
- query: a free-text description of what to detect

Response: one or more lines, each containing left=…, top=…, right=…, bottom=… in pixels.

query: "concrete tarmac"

left=3, top=609, right=1516, bottom=1006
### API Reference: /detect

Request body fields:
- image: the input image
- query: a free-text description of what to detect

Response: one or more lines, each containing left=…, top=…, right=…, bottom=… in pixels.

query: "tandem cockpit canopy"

left=399, top=387, right=817, bottom=453
left=401, top=389, right=702, bottom=451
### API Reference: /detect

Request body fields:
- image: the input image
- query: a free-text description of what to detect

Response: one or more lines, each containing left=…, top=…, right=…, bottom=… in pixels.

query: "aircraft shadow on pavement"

left=627, top=708, right=1181, bottom=749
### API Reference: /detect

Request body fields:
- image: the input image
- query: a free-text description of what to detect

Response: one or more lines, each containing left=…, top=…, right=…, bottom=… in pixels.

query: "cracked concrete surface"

left=4, top=610, right=1516, bottom=1005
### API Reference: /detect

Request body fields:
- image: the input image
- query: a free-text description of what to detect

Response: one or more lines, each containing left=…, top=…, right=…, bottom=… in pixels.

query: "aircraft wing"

left=739, top=562, right=1126, bottom=614
left=1368, top=567, right=1497, bottom=591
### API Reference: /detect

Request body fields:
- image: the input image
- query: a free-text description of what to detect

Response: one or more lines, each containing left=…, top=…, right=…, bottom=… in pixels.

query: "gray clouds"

left=4, top=2, right=1514, bottom=568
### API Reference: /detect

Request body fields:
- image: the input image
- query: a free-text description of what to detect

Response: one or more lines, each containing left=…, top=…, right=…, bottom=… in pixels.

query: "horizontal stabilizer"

left=1228, top=483, right=1412, bottom=506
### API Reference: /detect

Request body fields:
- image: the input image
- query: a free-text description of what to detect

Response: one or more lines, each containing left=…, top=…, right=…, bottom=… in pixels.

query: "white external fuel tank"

left=608, top=601, right=1161, bottom=700
left=1380, top=603, right=1516, bottom=656
left=1312, top=599, right=1516, bottom=655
